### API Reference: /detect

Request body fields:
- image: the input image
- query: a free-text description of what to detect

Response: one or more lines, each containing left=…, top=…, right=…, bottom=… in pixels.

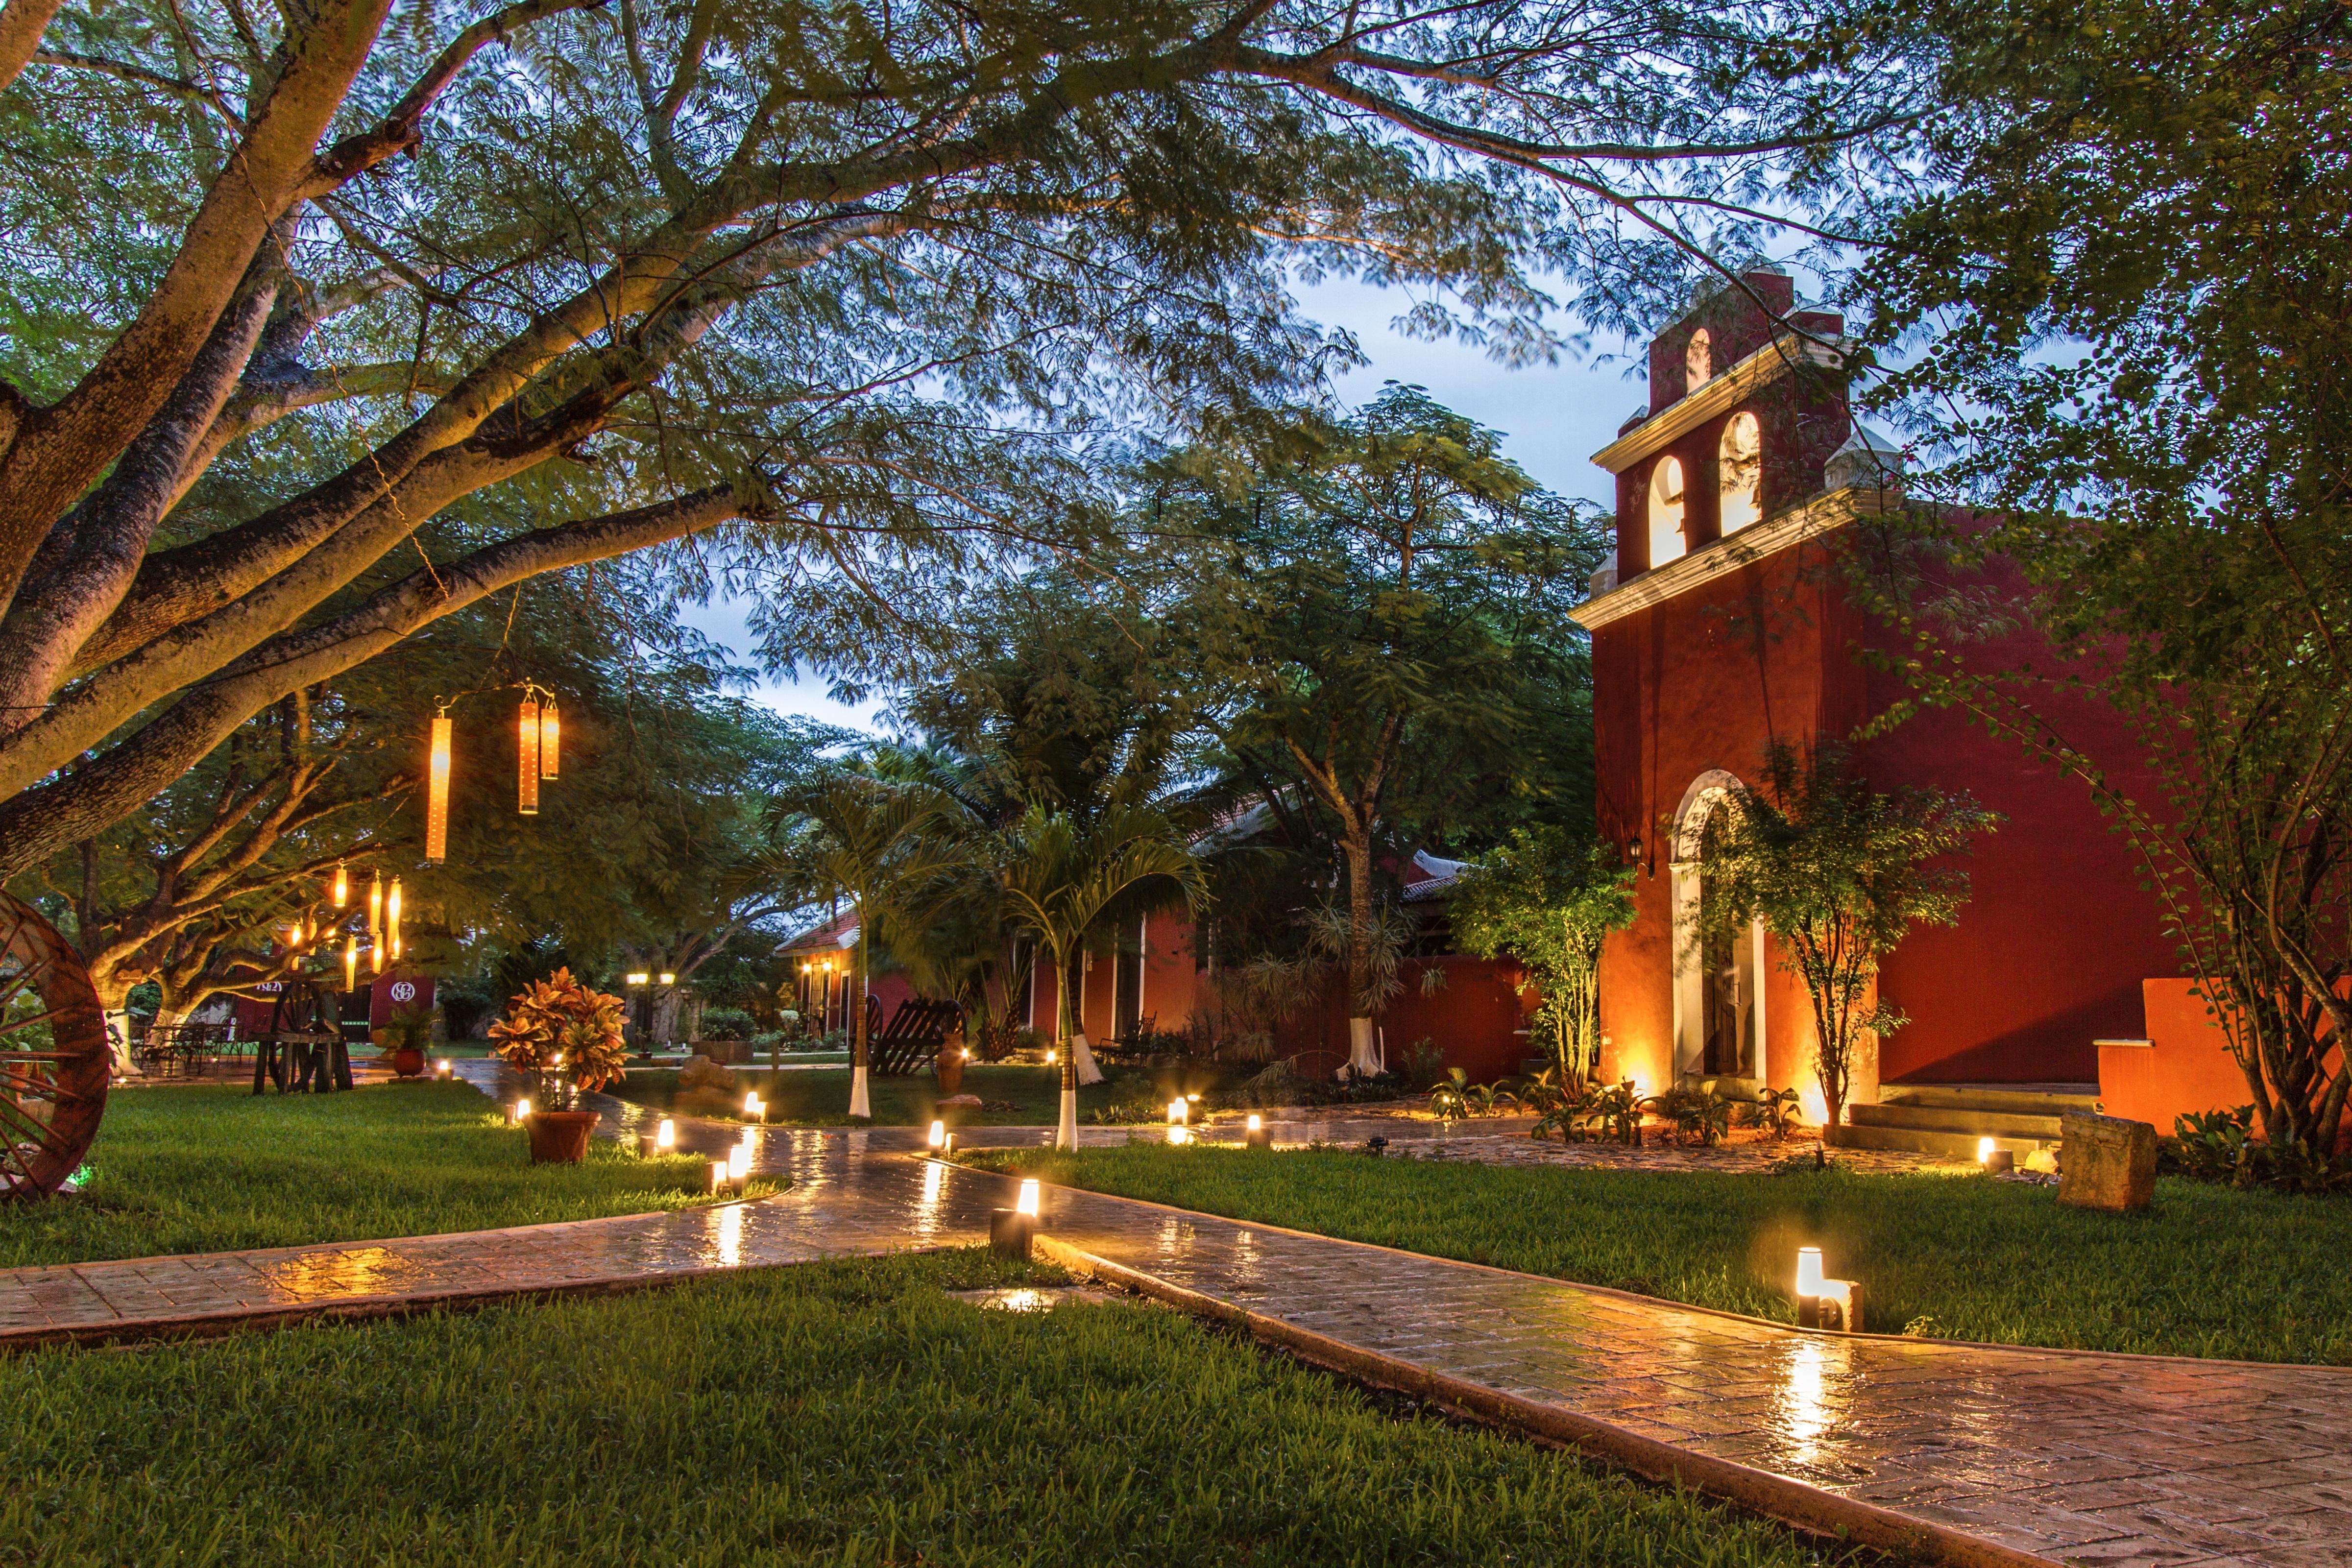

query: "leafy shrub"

left=1649, top=1083, right=1734, bottom=1147
left=2164, top=1105, right=2352, bottom=1193
left=1402, top=1038, right=1449, bottom=1090
left=699, top=1008, right=754, bottom=1041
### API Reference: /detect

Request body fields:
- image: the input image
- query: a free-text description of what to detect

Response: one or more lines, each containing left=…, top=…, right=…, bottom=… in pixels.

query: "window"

left=1685, top=329, right=1712, bottom=388
left=1648, top=455, right=1687, bottom=567
left=1719, top=411, right=1762, bottom=532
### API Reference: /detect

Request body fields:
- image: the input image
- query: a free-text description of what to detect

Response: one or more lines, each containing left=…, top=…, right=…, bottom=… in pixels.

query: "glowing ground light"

left=928, top=1119, right=946, bottom=1149
left=1017, top=1179, right=1041, bottom=1217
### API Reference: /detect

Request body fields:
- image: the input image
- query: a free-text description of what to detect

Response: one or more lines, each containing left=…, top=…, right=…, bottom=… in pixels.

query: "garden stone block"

left=678, top=1055, right=737, bottom=1093
left=2059, top=1111, right=2156, bottom=1212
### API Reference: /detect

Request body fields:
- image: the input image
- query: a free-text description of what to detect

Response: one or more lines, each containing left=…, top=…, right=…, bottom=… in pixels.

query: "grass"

left=612, top=1062, right=1140, bottom=1127
left=0, top=1250, right=1856, bottom=1568
left=969, top=1143, right=2352, bottom=1365
left=0, top=1081, right=733, bottom=1269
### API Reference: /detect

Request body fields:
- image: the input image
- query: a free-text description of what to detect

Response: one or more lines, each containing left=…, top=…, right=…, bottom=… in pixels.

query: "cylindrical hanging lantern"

left=368, top=872, right=383, bottom=944
left=539, top=699, right=559, bottom=780
left=344, top=937, right=358, bottom=991
left=426, top=714, right=453, bottom=862
left=388, top=877, right=403, bottom=958
left=333, top=862, right=348, bottom=909
left=517, top=697, right=541, bottom=815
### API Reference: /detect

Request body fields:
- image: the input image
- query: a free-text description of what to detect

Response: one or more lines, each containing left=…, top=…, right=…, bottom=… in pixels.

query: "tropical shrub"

left=489, top=968, right=630, bottom=1110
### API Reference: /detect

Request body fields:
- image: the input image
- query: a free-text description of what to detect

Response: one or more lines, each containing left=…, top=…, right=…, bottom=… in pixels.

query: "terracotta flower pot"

left=389, top=1046, right=426, bottom=1079
left=527, top=1109, right=601, bottom=1165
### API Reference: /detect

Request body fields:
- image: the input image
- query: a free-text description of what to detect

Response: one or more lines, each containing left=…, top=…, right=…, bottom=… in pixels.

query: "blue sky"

left=676, top=275, right=1653, bottom=734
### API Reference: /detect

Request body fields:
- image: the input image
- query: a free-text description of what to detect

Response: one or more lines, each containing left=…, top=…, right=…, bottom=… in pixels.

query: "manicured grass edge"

left=1032, top=1231, right=2055, bottom=1568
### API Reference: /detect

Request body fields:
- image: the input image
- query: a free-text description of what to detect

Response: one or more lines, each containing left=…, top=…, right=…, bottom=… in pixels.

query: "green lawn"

left=970, top=1144, right=2352, bottom=1365
left=0, top=1250, right=1851, bottom=1568
left=0, top=1082, right=737, bottom=1269
left=613, top=1062, right=1138, bottom=1126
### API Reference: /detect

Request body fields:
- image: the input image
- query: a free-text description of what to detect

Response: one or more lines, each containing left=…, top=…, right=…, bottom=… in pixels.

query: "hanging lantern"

left=426, top=713, right=453, bottom=863
left=539, top=698, right=559, bottom=779
left=368, top=871, right=383, bottom=944
left=387, top=876, right=403, bottom=961
left=333, top=862, right=348, bottom=910
left=517, top=696, right=541, bottom=815
left=344, top=937, right=358, bottom=991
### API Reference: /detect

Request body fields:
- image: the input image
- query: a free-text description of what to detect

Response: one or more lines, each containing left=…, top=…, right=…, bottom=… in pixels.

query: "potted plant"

left=376, top=1003, right=436, bottom=1079
left=488, top=967, right=629, bottom=1164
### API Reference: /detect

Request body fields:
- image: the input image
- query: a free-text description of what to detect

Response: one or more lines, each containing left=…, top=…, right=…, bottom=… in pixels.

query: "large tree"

left=1853, top=0, right=2352, bottom=1172
left=0, top=0, right=1916, bottom=881
left=1155, top=386, right=1605, bottom=1075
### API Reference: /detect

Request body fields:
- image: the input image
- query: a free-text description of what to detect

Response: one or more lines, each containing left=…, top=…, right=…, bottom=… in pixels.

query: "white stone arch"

left=1647, top=456, right=1687, bottom=568
left=1668, top=770, right=1768, bottom=1090
left=1719, top=411, right=1762, bottom=533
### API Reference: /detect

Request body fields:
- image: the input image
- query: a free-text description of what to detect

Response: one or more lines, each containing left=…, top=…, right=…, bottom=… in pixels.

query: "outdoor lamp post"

left=623, top=971, right=652, bottom=1052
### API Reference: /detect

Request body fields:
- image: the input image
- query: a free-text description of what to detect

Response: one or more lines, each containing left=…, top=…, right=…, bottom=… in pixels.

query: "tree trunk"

left=1342, top=826, right=1380, bottom=1077
left=1067, top=959, right=1103, bottom=1086
left=848, top=924, right=871, bottom=1119
left=651, top=984, right=684, bottom=1045
left=1056, top=945, right=1078, bottom=1151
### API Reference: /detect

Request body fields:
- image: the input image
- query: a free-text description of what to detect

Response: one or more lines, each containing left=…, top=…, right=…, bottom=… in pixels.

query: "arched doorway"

left=1670, top=772, right=1766, bottom=1091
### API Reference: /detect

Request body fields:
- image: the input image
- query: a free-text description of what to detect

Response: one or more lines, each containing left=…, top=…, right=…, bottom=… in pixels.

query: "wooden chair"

left=869, top=999, right=964, bottom=1076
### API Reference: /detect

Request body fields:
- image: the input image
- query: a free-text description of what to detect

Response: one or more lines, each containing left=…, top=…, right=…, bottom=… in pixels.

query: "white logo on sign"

left=389, top=980, right=417, bottom=1003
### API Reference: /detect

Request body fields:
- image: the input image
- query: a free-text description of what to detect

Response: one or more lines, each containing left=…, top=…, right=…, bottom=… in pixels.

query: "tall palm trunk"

left=1342, top=829, right=1380, bottom=1076
left=848, top=906, right=873, bottom=1119
left=1055, top=943, right=1079, bottom=1150
left=1065, top=958, right=1104, bottom=1086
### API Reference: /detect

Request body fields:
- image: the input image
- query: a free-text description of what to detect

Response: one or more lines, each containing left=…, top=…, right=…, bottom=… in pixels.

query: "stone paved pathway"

left=1, top=1065, right=2343, bottom=1568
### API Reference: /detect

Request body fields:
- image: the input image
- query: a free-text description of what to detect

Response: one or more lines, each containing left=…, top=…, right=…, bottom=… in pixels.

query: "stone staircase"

left=1825, top=1082, right=2100, bottom=1159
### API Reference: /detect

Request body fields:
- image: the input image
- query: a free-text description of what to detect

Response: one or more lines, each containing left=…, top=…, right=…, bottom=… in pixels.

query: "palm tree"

left=994, top=802, right=1206, bottom=1149
left=757, top=774, right=953, bottom=1119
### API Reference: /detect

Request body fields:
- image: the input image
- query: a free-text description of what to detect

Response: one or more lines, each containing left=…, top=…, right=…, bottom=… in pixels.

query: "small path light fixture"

left=992, top=1177, right=1041, bottom=1258
left=1794, top=1245, right=1866, bottom=1331
left=1977, top=1135, right=2014, bottom=1175
left=1245, top=1113, right=1271, bottom=1151
left=927, top=1119, right=946, bottom=1151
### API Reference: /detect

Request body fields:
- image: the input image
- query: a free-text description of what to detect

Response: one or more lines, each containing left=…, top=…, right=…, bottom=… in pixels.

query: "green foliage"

left=1699, top=738, right=1996, bottom=1127
left=698, top=1007, right=753, bottom=1041
left=984, top=1146, right=2352, bottom=1363
left=0, top=1083, right=722, bottom=1270
left=1648, top=1083, right=1734, bottom=1147
left=0, top=1251, right=1840, bottom=1568
left=1451, top=825, right=1636, bottom=1081
left=611, top=1063, right=1131, bottom=1128
left=1151, top=388, right=1607, bottom=1049
left=1858, top=0, right=2352, bottom=1163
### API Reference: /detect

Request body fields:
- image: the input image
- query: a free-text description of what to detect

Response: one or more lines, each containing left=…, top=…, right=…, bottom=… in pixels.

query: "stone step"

left=1880, top=1082, right=2100, bottom=1116
left=1824, top=1121, right=2057, bottom=1159
left=1847, top=1102, right=2065, bottom=1139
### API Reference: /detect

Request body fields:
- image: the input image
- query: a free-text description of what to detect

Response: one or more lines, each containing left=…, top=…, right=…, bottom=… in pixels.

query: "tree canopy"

left=0, top=0, right=1919, bottom=881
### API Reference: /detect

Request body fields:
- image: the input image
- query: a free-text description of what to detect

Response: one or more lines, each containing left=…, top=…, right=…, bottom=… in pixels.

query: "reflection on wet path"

left=4, top=1061, right=2347, bottom=1567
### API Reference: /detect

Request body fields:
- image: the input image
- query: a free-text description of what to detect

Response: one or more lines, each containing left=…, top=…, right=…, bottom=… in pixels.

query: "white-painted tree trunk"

left=1057, top=1087, right=1078, bottom=1150
left=849, top=1062, right=871, bottom=1119
left=1071, top=1031, right=1104, bottom=1086
left=103, top=1009, right=140, bottom=1078
left=1348, top=1016, right=1381, bottom=1077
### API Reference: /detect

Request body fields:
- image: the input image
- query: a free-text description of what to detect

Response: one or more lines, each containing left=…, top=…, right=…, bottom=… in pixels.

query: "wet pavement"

left=1, top=1063, right=2345, bottom=1568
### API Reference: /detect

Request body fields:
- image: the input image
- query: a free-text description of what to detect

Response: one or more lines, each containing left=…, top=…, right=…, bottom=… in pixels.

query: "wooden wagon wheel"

left=0, top=892, right=110, bottom=1199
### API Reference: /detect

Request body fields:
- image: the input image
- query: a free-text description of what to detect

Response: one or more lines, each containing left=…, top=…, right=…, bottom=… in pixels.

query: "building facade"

left=1571, top=270, right=2174, bottom=1110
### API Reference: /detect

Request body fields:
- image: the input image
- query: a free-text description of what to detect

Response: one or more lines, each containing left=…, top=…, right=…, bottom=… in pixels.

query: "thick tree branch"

left=0, top=0, right=65, bottom=94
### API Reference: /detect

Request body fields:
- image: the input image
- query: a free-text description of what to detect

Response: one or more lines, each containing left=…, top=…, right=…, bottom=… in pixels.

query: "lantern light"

left=518, top=696, right=541, bottom=815
left=539, top=698, right=560, bottom=779
left=434, top=1059, right=452, bottom=1080
left=1247, top=1114, right=1262, bottom=1131
left=387, top=877, right=403, bottom=953
left=744, top=1091, right=764, bottom=1120
left=727, top=1143, right=752, bottom=1182
left=1977, top=1135, right=1996, bottom=1164
left=332, top=862, right=349, bottom=909
left=426, top=712, right=453, bottom=862
left=655, top=1118, right=676, bottom=1151
left=343, top=936, right=358, bottom=991
left=512, top=1097, right=533, bottom=1124
left=625, top=971, right=651, bottom=986
left=928, top=1119, right=945, bottom=1150
left=368, top=871, right=383, bottom=943
left=1016, top=1178, right=1041, bottom=1218
left=709, top=1158, right=729, bottom=1193
left=1795, top=1246, right=1825, bottom=1299
left=1166, top=1097, right=1188, bottom=1126
left=658, top=971, right=676, bottom=986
